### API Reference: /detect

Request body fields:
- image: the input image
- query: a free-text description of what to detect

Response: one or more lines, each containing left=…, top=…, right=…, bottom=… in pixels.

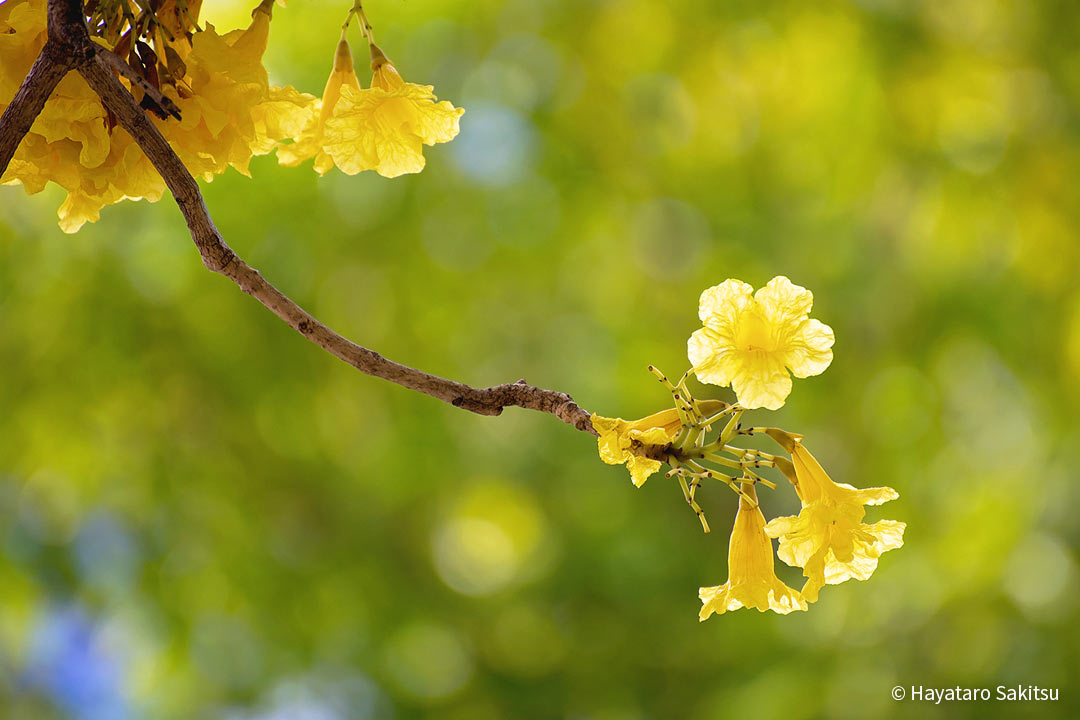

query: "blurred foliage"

left=2, top=0, right=1079, bottom=718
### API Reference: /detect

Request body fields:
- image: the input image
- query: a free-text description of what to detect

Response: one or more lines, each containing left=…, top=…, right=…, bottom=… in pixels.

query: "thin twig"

left=0, top=0, right=597, bottom=436
left=96, top=47, right=182, bottom=120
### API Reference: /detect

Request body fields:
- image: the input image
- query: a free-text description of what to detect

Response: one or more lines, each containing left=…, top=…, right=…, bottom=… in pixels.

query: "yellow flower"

left=699, top=491, right=807, bottom=619
left=591, top=408, right=681, bottom=487
left=591, top=400, right=726, bottom=487
left=687, top=276, right=835, bottom=410
left=280, top=40, right=463, bottom=178
left=324, top=51, right=463, bottom=178
left=763, top=432, right=905, bottom=602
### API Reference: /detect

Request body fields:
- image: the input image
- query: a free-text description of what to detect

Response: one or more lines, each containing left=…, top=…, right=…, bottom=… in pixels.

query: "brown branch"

left=1, top=0, right=597, bottom=435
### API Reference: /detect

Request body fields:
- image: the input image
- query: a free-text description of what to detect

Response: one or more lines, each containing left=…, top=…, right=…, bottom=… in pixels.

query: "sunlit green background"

left=2, top=0, right=1079, bottom=717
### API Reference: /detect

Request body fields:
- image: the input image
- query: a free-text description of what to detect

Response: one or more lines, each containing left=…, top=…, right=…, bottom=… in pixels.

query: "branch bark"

left=0, top=0, right=597, bottom=435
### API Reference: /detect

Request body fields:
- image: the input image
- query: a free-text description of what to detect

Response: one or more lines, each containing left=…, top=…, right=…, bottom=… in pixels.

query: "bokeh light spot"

left=629, top=197, right=709, bottom=281
left=1004, top=532, right=1077, bottom=621
left=383, top=623, right=473, bottom=702
left=431, top=482, right=546, bottom=597
left=451, top=103, right=534, bottom=186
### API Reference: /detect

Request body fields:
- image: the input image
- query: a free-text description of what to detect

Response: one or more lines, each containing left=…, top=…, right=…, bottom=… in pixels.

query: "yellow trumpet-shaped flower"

left=325, top=50, right=463, bottom=178
left=763, top=431, right=905, bottom=602
left=687, top=276, right=835, bottom=410
left=279, top=40, right=463, bottom=178
left=591, top=400, right=726, bottom=487
left=699, top=489, right=807, bottom=619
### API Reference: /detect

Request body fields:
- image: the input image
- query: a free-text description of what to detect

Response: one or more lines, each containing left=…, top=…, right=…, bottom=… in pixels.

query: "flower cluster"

left=0, top=0, right=313, bottom=232
left=276, top=23, right=463, bottom=178
left=591, top=277, right=905, bottom=618
left=1, top=0, right=463, bottom=231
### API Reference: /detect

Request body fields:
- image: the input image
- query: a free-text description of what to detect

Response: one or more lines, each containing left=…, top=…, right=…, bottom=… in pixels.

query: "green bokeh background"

left=2, top=0, right=1079, bottom=717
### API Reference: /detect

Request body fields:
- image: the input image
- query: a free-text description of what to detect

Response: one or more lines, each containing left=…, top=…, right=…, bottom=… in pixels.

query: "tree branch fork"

left=0, top=0, right=597, bottom=435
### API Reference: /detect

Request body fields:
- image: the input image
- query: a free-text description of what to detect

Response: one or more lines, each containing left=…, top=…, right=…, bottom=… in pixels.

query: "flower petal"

left=626, top=455, right=663, bottom=488
left=698, top=279, right=754, bottom=329
left=865, top=519, right=906, bottom=553
left=729, top=351, right=792, bottom=410
left=688, top=328, right=741, bottom=387
left=785, top=318, right=835, bottom=379
left=834, top=482, right=900, bottom=506
left=755, top=276, right=813, bottom=327
left=591, top=415, right=630, bottom=466
left=698, top=584, right=736, bottom=620
left=628, top=407, right=683, bottom=435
